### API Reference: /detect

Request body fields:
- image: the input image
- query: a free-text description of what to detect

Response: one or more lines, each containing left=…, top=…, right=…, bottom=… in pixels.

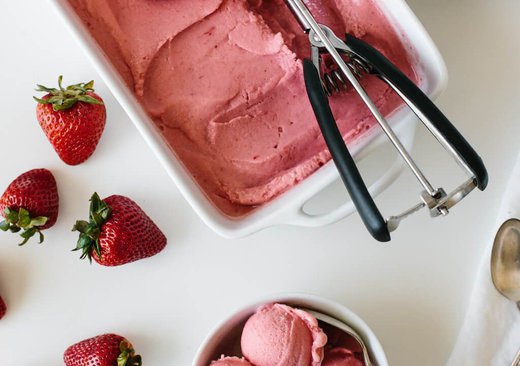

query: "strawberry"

left=73, top=193, right=167, bottom=266
left=0, top=169, right=59, bottom=245
left=0, top=296, right=6, bottom=319
left=64, top=333, right=142, bottom=366
left=34, top=75, right=106, bottom=165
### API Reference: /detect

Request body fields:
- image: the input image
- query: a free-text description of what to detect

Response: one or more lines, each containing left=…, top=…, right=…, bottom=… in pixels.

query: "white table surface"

left=1, top=1, right=519, bottom=365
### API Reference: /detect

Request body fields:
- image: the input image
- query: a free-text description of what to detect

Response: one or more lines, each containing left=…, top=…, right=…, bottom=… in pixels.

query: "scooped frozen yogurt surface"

left=211, top=356, right=255, bottom=366
left=68, top=0, right=417, bottom=216
left=322, top=348, right=364, bottom=366
left=241, top=303, right=328, bottom=366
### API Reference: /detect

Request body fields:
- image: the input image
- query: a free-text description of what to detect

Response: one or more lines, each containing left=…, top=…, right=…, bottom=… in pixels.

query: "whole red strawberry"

left=73, top=193, right=166, bottom=266
left=0, top=296, right=6, bottom=319
left=34, top=75, right=106, bottom=165
left=64, top=333, right=142, bottom=366
left=0, top=169, right=59, bottom=244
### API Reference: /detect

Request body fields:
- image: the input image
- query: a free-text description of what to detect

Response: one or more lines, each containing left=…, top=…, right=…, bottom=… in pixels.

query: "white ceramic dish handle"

left=282, top=122, right=416, bottom=228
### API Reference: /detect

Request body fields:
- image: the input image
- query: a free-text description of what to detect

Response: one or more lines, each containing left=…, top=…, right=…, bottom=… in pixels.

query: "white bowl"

left=49, top=0, right=447, bottom=238
left=192, top=293, right=388, bottom=366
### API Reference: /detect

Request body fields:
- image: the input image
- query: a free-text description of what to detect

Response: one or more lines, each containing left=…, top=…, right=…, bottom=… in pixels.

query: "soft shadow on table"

left=0, top=254, right=31, bottom=318
left=359, top=293, right=451, bottom=365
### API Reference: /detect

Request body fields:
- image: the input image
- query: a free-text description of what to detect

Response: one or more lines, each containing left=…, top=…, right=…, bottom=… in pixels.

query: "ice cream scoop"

left=289, top=0, right=488, bottom=242
left=210, top=356, right=254, bottom=366
left=241, top=303, right=328, bottom=366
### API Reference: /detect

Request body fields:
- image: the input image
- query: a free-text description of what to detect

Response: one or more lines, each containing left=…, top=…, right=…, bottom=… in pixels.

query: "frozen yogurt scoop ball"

left=210, top=356, right=254, bottom=366
left=241, top=303, right=328, bottom=366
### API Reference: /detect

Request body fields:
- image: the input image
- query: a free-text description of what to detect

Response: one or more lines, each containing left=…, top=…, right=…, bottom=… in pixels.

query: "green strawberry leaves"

left=0, top=207, right=48, bottom=245
left=33, top=75, right=104, bottom=111
left=117, top=340, right=142, bottom=366
left=72, top=192, right=112, bottom=263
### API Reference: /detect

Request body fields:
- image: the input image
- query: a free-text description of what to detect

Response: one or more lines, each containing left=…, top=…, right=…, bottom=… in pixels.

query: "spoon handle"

left=511, top=348, right=520, bottom=366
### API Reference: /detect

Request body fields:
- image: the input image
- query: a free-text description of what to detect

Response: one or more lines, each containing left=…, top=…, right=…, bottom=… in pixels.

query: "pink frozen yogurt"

left=240, top=303, right=328, bottom=366
left=211, top=356, right=254, bottom=366
left=322, top=348, right=364, bottom=366
left=207, top=303, right=370, bottom=366
left=68, top=0, right=417, bottom=216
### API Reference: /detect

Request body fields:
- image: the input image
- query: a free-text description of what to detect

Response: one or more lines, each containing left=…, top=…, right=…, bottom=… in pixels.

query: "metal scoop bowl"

left=304, top=308, right=373, bottom=366
left=491, top=218, right=520, bottom=365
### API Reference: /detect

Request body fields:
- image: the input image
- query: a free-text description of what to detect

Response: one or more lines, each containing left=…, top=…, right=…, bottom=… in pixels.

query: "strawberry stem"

left=72, top=192, right=111, bottom=263
left=117, top=340, right=142, bottom=366
left=33, top=75, right=103, bottom=111
left=0, top=207, right=48, bottom=245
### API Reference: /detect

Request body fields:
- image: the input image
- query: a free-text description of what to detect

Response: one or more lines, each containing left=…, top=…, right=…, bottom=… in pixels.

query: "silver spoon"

left=303, top=309, right=373, bottom=366
left=491, top=218, right=520, bottom=366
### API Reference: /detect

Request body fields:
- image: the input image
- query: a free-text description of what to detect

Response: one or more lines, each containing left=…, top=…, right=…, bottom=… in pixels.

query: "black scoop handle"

left=346, top=34, right=488, bottom=191
left=303, top=59, right=391, bottom=242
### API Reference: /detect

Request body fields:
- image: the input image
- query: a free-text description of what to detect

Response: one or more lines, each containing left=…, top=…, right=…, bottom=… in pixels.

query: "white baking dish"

left=49, top=0, right=447, bottom=238
left=192, top=293, right=388, bottom=366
